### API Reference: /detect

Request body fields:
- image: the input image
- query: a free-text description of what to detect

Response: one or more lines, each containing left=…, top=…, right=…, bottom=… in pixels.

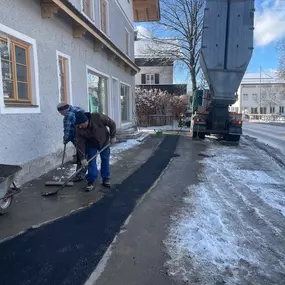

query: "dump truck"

left=190, top=0, right=255, bottom=142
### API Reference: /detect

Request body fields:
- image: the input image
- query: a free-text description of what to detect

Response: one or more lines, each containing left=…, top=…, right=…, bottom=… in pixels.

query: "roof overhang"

left=39, top=0, right=140, bottom=74
left=133, top=0, right=160, bottom=22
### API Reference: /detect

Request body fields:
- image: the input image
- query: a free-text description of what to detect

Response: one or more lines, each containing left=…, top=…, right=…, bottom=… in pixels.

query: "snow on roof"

left=135, top=27, right=180, bottom=59
left=241, top=71, right=283, bottom=84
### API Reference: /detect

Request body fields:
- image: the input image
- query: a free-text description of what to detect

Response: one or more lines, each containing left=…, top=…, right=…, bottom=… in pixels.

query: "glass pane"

left=3, top=79, right=13, bottom=99
left=58, top=58, right=64, bottom=75
left=87, top=72, right=107, bottom=114
left=16, top=64, right=27, bottom=82
left=0, top=39, right=9, bottom=60
left=60, top=87, right=65, bottom=102
left=121, top=84, right=129, bottom=122
left=1, top=60, right=13, bottom=81
left=15, top=46, right=27, bottom=65
left=17, top=82, right=28, bottom=100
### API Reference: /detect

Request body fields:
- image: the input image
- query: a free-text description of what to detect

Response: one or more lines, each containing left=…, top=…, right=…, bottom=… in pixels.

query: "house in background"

left=0, top=0, right=160, bottom=184
left=230, top=71, right=285, bottom=116
left=134, top=27, right=187, bottom=95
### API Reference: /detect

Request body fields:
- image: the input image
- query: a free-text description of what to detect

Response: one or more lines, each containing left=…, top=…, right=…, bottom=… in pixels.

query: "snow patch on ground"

left=54, top=139, right=142, bottom=180
left=165, top=140, right=285, bottom=284
left=139, top=125, right=189, bottom=132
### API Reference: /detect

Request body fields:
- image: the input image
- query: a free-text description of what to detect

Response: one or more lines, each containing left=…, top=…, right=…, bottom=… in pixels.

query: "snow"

left=55, top=139, right=143, bottom=180
left=164, top=140, right=285, bottom=284
left=139, top=125, right=189, bottom=132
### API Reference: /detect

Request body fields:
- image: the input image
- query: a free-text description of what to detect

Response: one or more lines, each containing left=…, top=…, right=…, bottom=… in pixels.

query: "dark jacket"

left=76, top=112, right=116, bottom=160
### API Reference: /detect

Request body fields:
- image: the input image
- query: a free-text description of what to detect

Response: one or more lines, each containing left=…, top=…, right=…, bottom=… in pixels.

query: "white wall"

left=116, top=0, right=134, bottom=23
left=231, top=83, right=285, bottom=114
left=135, top=66, right=173, bottom=85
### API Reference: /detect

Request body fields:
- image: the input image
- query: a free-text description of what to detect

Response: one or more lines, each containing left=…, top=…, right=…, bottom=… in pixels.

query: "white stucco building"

left=0, top=0, right=160, bottom=183
left=230, top=71, right=285, bottom=115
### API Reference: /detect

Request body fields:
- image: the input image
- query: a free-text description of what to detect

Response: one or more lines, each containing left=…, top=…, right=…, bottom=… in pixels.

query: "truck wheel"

left=0, top=196, right=13, bottom=215
left=198, top=133, right=205, bottom=139
left=228, top=134, right=240, bottom=142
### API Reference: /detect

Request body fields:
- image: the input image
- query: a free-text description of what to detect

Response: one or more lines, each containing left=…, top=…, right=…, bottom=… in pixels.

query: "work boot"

left=85, top=182, right=95, bottom=192
left=102, top=178, right=111, bottom=187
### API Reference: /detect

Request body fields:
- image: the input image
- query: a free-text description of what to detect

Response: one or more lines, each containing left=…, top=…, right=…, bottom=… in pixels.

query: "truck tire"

left=0, top=196, right=13, bottom=215
left=228, top=134, right=240, bottom=142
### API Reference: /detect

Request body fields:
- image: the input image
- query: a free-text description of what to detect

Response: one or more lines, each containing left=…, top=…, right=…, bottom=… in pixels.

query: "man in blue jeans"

left=75, top=111, right=116, bottom=192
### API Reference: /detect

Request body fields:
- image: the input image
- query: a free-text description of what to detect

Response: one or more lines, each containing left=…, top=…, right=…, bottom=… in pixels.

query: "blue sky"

left=135, top=0, right=285, bottom=85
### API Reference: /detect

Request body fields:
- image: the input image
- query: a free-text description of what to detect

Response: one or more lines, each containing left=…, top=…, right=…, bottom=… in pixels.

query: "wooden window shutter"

left=141, top=74, right=146, bottom=84
left=155, top=73, right=159, bottom=84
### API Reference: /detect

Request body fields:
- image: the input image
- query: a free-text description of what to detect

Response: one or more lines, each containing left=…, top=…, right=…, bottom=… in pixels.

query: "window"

left=280, top=106, right=284, bottom=114
left=270, top=106, right=275, bottom=114
left=125, top=29, right=130, bottom=56
left=251, top=107, right=258, bottom=114
left=120, top=83, right=130, bottom=122
left=0, top=36, right=31, bottom=104
left=252, top=93, right=257, bottom=101
left=260, top=107, right=267, bottom=114
left=57, top=52, right=71, bottom=104
left=100, top=0, right=109, bottom=35
left=87, top=70, right=108, bottom=114
left=83, top=0, right=92, bottom=19
left=146, top=74, right=154, bottom=84
left=243, top=94, right=248, bottom=101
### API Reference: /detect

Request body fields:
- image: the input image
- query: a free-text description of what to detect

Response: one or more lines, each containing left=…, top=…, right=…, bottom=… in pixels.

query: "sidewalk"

left=0, top=134, right=161, bottom=241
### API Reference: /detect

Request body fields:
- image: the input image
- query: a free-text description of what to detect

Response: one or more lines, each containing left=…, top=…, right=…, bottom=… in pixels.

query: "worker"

left=57, top=103, right=86, bottom=182
left=75, top=110, right=116, bottom=192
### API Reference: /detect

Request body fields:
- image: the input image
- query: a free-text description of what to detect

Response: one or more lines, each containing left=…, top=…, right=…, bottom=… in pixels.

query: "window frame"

left=0, top=36, right=32, bottom=104
left=100, top=0, right=109, bottom=36
left=0, top=23, right=40, bottom=114
left=125, top=28, right=130, bottom=57
left=86, top=65, right=110, bottom=115
left=81, top=0, right=95, bottom=22
left=146, top=73, right=155, bottom=84
left=120, top=81, right=132, bottom=123
left=56, top=51, right=72, bottom=105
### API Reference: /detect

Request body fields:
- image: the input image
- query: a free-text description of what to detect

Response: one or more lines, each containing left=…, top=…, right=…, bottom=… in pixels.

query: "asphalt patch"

left=0, top=135, right=179, bottom=285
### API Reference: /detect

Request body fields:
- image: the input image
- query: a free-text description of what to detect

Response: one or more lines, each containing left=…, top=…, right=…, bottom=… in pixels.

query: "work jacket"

left=76, top=112, right=116, bottom=160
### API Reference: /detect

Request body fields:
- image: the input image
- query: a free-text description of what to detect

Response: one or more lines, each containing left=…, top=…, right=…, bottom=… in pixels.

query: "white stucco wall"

left=231, top=83, right=285, bottom=114
left=135, top=66, right=173, bottom=85
left=116, top=0, right=134, bottom=24
left=0, top=0, right=135, bottom=184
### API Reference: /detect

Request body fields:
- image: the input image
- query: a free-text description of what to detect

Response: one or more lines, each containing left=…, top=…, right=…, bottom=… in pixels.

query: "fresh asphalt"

left=0, top=135, right=179, bottom=285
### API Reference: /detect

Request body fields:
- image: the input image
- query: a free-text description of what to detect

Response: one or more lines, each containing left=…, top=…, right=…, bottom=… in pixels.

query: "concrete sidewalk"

left=0, top=135, right=162, bottom=241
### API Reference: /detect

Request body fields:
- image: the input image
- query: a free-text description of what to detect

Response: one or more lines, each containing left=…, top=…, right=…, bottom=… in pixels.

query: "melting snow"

left=165, top=140, right=285, bottom=284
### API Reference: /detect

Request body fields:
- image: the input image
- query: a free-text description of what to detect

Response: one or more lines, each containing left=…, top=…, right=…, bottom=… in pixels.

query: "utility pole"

left=259, top=66, right=262, bottom=119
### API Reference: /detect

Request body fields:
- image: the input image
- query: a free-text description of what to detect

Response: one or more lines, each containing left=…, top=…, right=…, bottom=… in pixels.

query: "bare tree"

left=138, top=0, right=204, bottom=92
left=256, top=84, right=285, bottom=114
left=277, top=40, right=285, bottom=81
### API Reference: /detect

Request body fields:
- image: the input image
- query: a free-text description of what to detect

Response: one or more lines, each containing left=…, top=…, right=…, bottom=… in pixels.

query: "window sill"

left=4, top=103, right=39, bottom=108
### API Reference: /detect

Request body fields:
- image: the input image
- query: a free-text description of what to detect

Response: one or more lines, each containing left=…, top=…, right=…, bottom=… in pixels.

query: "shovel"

left=44, top=144, right=74, bottom=187
left=42, top=143, right=110, bottom=197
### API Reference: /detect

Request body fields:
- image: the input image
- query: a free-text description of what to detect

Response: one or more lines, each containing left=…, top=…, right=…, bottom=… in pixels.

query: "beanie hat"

left=75, top=111, right=88, bottom=125
left=57, top=103, right=70, bottom=112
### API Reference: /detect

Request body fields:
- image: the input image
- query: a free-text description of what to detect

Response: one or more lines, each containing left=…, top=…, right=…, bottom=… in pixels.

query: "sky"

left=135, top=0, right=285, bottom=85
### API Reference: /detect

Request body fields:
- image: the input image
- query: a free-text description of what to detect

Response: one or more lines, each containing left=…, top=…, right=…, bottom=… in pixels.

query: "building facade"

left=0, top=0, right=160, bottom=184
left=230, top=72, right=285, bottom=115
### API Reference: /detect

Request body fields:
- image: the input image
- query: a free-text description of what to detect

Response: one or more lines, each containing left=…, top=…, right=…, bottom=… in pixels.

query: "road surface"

left=1, top=133, right=285, bottom=285
left=243, top=122, right=285, bottom=152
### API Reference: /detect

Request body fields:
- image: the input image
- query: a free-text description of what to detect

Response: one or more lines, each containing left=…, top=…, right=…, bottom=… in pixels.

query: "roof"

left=241, top=71, right=284, bottom=84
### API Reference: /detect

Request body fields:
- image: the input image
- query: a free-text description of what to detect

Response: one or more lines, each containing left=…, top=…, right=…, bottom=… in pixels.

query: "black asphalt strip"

left=0, top=135, right=179, bottom=285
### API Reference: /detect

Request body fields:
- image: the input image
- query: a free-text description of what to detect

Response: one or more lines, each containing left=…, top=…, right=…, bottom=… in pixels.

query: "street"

left=243, top=122, right=285, bottom=152
left=1, top=131, right=285, bottom=285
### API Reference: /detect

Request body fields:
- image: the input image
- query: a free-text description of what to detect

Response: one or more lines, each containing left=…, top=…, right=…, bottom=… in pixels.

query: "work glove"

left=110, top=137, right=116, bottom=144
left=81, top=159, right=88, bottom=168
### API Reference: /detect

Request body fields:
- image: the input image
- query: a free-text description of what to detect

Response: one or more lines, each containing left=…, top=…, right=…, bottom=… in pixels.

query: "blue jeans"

left=87, top=146, right=110, bottom=184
